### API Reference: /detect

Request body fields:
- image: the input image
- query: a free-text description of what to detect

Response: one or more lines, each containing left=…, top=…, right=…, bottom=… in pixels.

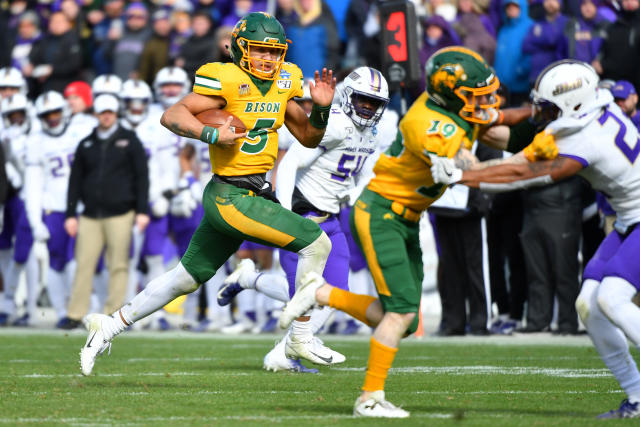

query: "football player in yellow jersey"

left=78, top=12, right=339, bottom=375
left=278, top=47, right=507, bottom=418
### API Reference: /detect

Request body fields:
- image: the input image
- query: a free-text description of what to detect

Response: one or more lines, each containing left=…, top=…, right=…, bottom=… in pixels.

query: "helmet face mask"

left=230, top=12, right=288, bottom=80
left=153, top=67, right=190, bottom=108
left=425, top=46, right=500, bottom=124
left=340, top=67, right=390, bottom=128
left=1, top=93, right=30, bottom=134
left=35, top=91, right=70, bottom=136
left=122, top=79, right=152, bottom=125
left=530, top=59, right=600, bottom=122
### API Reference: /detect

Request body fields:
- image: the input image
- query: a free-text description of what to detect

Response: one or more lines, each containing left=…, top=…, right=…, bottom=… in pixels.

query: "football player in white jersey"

left=430, top=60, right=640, bottom=419
left=0, top=93, right=41, bottom=326
left=218, top=67, right=390, bottom=370
left=24, top=91, right=93, bottom=327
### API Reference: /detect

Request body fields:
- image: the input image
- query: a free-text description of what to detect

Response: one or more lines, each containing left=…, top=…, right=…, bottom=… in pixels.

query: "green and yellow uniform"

left=181, top=14, right=323, bottom=284
left=350, top=47, right=498, bottom=333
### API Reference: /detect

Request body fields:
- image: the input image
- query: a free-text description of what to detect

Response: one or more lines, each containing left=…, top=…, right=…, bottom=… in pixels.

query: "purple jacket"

left=564, top=16, right=606, bottom=63
left=419, top=15, right=462, bottom=91
left=522, top=15, right=569, bottom=85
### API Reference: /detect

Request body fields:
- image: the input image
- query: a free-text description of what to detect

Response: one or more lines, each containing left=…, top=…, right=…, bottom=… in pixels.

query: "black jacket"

left=29, top=30, right=83, bottom=94
left=66, top=125, right=149, bottom=219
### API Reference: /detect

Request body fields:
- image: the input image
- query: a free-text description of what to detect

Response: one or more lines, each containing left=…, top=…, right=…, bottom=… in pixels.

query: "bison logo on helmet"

left=430, top=63, right=467, bottom=91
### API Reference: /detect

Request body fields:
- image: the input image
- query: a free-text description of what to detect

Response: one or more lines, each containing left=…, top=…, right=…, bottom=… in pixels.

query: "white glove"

left=32, top=222, right=50, bottom=241
left=151, top=197, right=169, bottom=217
left=429, top=154, right=463, bottom=185
left=169, top=190, right=197, bottom=217
left=32, top=240, right=49, bottom=263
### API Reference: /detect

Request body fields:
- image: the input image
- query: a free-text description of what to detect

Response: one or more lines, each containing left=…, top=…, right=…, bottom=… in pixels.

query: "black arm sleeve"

left=505, top=120, right=537, bottom=153
left=66, top=143, right=84, bottom=218
left=130, top=135, right=149, bottom=214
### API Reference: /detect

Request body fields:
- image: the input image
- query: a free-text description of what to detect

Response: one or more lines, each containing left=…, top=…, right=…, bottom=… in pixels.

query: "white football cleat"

left=217, top=258, right=256, bottom=306
left=263, top=339, right=318, bottom=373
left=279, top=272, right=325, bottom=329
left=313, top=336, right=346, bottom=364
left=80, top=314, right=114, bottom=376
left=353, top=390, right=410, bottom=418
left=285, top=333, right=334, bottom=365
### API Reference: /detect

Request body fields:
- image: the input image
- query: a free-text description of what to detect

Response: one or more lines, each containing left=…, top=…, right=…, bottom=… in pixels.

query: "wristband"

left=200, top=125, right=219, bottom=145
left=309, top=104, right=331, bottom=129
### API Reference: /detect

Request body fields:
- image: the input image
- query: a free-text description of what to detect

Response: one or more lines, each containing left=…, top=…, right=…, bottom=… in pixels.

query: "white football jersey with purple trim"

left=25, top=121, right=93, bottom=212
left=293, top=107, right=379, bottom=214
left=555, top=102, right=640, bottom=227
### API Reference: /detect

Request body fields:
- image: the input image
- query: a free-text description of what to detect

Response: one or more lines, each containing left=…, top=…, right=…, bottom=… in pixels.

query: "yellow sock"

left=328, top=287, right=376, bottom=327
left=362, top=337, right=398, bottom=392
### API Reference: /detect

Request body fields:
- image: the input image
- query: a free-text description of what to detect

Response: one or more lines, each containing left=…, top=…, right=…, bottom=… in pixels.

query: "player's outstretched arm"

left=284, top=68, right=336, bottom=148
left=160, top=92, right=247, bottom=145
left=460, top=156, right=583, bottom=191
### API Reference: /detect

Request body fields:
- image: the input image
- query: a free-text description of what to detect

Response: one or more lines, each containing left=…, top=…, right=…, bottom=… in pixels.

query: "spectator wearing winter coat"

left=522, top=0, right=569, bottom=87
left=138, top=9, right=170, bottom=86
left=9, top=11, right=42, bottom=74
left=286, top=0, right=341, bottom=79
left=564, top=0, right=607, bottom=63
left=593, top=0, right=640, bottom=91
left=26, top=11, right=82, bottom=95
left=176, top=11, right=217, bottom=78
left=106, top=2, right=151, bottom=80
left=493, top=0, right=532, bottom=105
left=453, top=0, right=497, bottom=64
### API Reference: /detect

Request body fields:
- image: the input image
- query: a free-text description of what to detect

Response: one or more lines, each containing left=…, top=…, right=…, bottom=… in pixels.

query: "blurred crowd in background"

left=0, top=0, right=639, bottom=337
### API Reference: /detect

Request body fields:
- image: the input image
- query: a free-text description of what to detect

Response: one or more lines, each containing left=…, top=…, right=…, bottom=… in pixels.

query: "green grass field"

left=1, top=329, right=636, bottom=426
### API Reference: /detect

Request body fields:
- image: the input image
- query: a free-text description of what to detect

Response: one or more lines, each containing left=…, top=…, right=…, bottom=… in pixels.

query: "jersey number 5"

left=240, top=118, right=277, bottom=154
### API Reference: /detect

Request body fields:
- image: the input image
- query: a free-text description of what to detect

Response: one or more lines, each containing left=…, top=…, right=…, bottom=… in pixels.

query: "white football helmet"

left=1, top=93, right=30, bottom=134
left=92, top=74, right=123, bottom=99
left=531, top=60, right=600, bottom=122
left=153, top=66, right=190, bottom=108
left=121, top=79, right=152, bottom=125
left=35, top=91, right=71, bottom=136
left=0, top=67, right=27, bottom=97
left=339, top=67, right=390, bottom=127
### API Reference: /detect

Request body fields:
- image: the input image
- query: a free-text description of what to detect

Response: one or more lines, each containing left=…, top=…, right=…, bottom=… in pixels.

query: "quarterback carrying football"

left=78, top=12, right=337, bottom=376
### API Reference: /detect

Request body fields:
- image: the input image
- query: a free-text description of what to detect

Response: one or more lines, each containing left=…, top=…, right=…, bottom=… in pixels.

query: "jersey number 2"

left=599, top=109, right=640, bottom=164
left=240, top=118, right=276, bottom=154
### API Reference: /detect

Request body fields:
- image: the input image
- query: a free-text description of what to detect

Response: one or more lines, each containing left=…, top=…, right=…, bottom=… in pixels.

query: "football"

left=195, top=109, right=247, bottom=134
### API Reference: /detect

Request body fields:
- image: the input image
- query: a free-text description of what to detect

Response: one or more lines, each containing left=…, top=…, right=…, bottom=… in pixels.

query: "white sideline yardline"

left=334, top=365, right=612, bottom=378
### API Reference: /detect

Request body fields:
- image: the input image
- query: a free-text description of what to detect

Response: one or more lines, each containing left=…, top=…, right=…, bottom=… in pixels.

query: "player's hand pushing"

left=309, top=68, right=337, bottom=107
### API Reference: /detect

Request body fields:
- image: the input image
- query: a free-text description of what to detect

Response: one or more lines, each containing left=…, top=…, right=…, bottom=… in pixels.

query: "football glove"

left=429, top=154, right=462, bottom=185
left=151, top=197, right=169, bottom=217
left=523, top=130, right=558, bottom=162
left=169, top=189, right=197, bottom=217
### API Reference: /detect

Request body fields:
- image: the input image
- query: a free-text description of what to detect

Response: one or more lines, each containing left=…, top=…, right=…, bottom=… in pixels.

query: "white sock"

left=254, top=272, right=290, bottom=302
left=1, top=261, right=22, bottom=315
left=294, top=233, right=330, bottom=291
left=598, top=277, right=640, bottom=345
left=235, top=288, right=256, bottom=323
left=310, top=306, right=334, bottom=334
left=579, top=279, right=640, bottom=402
left=204, top=267, right=232, bottom=324
left=47, top=269, right=68, bottom=318
left=291, top=319, right=312, bottom=339
left=183, top=289, right=200, bottom=326
left=239, top=269, right=260, bottom=289
left=145, top=255, right=166, bottom=283
left=24, top=252, right=39, bottom=318
left=120, top=262, right=198, bottom=325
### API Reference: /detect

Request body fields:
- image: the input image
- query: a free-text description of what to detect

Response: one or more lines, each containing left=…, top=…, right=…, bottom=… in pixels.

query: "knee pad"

left=576, top=279, right=599, bottom=324
left=597, top=277, right=637, bottom=323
